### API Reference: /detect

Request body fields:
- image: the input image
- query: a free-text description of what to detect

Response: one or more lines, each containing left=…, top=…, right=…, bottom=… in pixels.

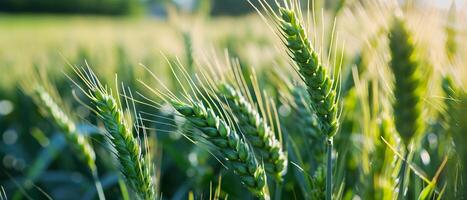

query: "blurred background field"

left=0, top=1, right=285, bottom=198
left=0, top=0, right=466, bottom=199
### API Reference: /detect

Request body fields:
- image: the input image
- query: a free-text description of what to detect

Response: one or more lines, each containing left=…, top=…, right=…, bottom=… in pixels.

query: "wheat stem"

left=326, top=138, right=333, bottom=200
left=92, top=169, right=106, bottom=200
left=398, top=150, right=409, bottom=200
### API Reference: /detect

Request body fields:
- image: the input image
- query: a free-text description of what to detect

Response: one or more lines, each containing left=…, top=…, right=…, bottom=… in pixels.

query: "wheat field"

left=0, top=0, right=466, bottom=199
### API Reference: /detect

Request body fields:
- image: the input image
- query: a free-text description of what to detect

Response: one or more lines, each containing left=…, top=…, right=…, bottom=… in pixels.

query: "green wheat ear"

left=218, top=83, right=287, bottom=181
left=33, top=86, right=97, bottom=171
left=93, top=89, right=155, bottom=200
left=170, top=99, right=269, bottom=198
left=388, top=16, right=425, bottom=146
left=72, top=66, right=156, bottom=200
left=276, top=5, right=340, bottom=139
left=253, top=1, right=341, bottom=199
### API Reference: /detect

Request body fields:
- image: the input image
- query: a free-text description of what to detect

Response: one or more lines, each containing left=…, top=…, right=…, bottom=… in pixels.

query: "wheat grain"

left=218, top=83, right=287, bottom=181
left=441, top=75, right=466, bottom=199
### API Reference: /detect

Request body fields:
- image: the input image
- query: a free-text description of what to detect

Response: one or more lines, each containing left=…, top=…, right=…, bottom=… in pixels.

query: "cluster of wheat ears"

left=20, top=0, right=466, bottom=199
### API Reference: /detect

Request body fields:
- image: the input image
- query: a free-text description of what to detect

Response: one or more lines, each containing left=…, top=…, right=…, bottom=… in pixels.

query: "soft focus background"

left=0, top=0, right=466, bottom=199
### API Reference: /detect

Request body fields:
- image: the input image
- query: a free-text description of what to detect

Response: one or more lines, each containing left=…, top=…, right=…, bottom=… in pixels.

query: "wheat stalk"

left=71, top=66, right=155, bottom=200
left=218, top=83, right=287, bottom=181
left=170, top=99, right=268, bottom=198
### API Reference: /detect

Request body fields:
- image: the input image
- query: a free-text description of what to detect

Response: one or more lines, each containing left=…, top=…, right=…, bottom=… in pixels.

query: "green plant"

left=253, top=1, right=341, bottom=199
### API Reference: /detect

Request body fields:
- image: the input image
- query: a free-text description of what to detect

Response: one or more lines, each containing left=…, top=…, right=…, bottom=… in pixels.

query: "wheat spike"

left=72, top=66, right=155, bottom=200
left=170, top=99, right=268, bottom=198
left=388, top=16, right=424, bottom=146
